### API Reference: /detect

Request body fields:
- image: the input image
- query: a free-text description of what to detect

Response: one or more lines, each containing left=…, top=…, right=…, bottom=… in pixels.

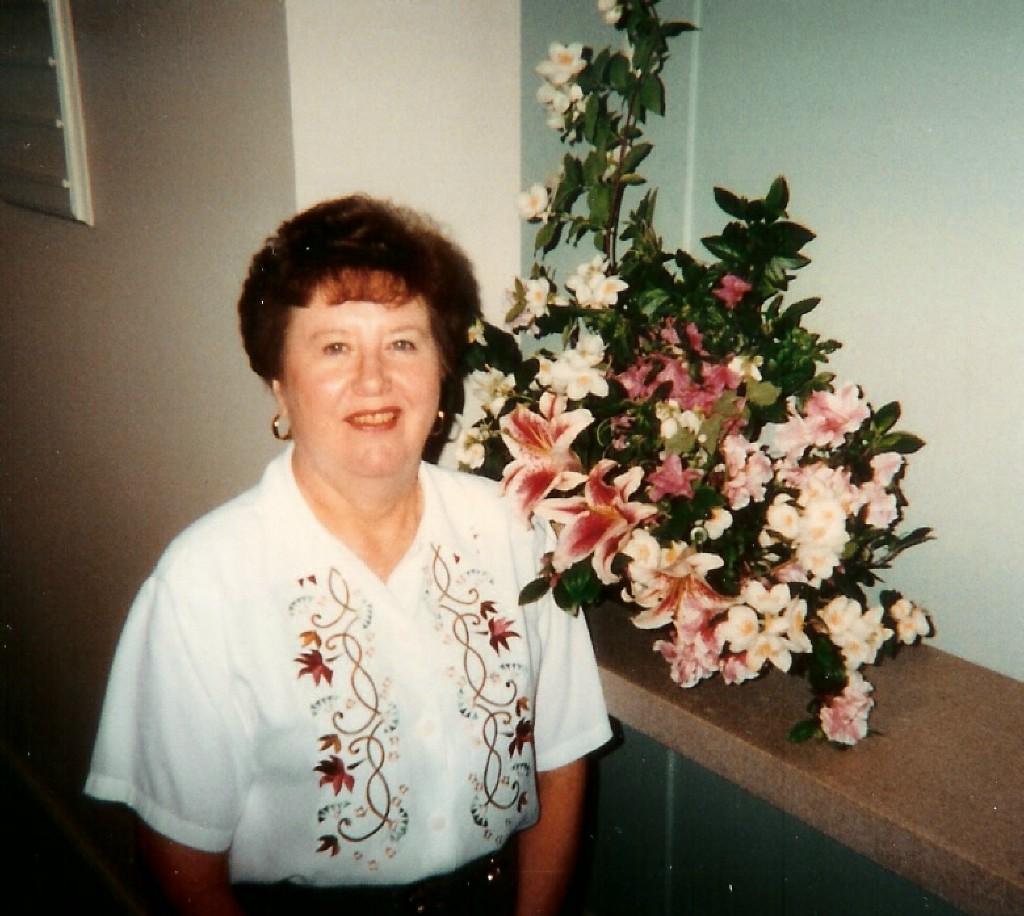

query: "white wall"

left=688, top=0, right=1024, bottom=679
left=285, top=0, right=522, bottom=320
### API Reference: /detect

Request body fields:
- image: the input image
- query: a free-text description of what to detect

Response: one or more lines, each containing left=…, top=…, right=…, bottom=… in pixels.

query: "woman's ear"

left=270, top=378, right=286, bottom=413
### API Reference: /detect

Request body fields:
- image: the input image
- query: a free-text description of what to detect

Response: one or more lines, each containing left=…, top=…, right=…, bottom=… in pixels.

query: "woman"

left=86, top=195, right=612, bottom=915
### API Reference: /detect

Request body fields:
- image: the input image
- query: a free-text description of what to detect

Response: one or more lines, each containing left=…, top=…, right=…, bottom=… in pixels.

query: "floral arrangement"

left=457, top=0, right=932, bottom=746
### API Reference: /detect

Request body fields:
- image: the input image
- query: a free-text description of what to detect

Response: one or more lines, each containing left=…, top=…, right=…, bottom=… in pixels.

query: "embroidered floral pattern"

left=290, top=569, right=408, bottom=862
left=428, top=545, right=533, bottom=844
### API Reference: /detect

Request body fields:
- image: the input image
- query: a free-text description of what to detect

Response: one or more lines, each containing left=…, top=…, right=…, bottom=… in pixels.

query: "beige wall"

left=0, top=0, right=295, bottom=853
left=285, top=0, right=522, bottom=322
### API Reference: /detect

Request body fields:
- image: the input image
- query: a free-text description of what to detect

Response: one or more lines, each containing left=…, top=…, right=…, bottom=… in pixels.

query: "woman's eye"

left=323, top=342, right=348, bottom=355
left=391, top=339, right=417, bottom=352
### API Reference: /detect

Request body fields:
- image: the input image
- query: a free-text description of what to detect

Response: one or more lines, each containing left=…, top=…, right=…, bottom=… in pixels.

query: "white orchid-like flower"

left=517, top=183, right=550, bottom=221
left=536, top=41, right=586, bottom=87
left=703, top=508, right=732, bottom=540
left=455, top=428, right=486, bottom=470
left=655, top=400, right=701, bottom=442
left=728, top=353, right=763, bottom=382
left=537, top=325, right=608, bottom=401
left=470, top=366, right=516, bottom=416
left=566, top=255, right=628, bottom=309
left=819, top=596, right=893, bottom=671
left=524, top=277, right=553, bottom=319
left=597, top=0, right=623, bottom=25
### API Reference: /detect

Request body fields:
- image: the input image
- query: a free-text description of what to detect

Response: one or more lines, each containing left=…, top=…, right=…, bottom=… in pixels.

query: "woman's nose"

left=352, top=349, right=389, bottom=395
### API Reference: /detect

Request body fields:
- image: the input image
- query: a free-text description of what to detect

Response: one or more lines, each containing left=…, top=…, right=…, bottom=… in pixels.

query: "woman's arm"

left=515, top=757, right=588, bottom=916
left=136, top=822, right=244, bottom=916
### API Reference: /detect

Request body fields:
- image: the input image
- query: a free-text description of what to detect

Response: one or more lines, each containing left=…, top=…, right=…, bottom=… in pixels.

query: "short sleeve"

left=85, top=573, right=252, bottom=851
left=527, top=526, right=613, bottom=772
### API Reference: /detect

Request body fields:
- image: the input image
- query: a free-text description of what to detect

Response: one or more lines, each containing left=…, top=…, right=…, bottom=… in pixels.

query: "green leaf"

left=714, top=187, right=749, bottom=220
left=808, top=636, right=846, bottom=694
left=519, top=576, right=551, bottom=605
left=553, top=559, right=602, bottom=610
left=588, top=183, right=613, bottom=228
left=770, top=220, right=816, bottom=255
left=746, top=379, right=781, bottom=406
left=701, top=234, right=741, bottom=260
left=775, top=297, right=821, bottom=332
left=872, top=401, right=901, bottom=435
left=662, top=20, right=698, bottom=37
left=608, top=53, right=631, bottom=92
left=638, top=74, right=665, bottom=116
left=787, top=719, right=821, bottom=743
left=583, top=92, right=601, bottom=144
left=622, top=141, right=653, bottom=173
left=765, top=176, right=790, bottom=216
left=533, top=219, right=561, bottom=254
left=876, top=431, right=925, bottom=454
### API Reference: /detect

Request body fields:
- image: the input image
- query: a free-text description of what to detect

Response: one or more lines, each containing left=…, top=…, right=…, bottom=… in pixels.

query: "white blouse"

left=85, top=449, right=612, bottom=886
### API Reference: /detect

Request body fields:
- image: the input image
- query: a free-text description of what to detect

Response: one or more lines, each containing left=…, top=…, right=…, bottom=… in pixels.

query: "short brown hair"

left=238, top=195, right=481, bottom=384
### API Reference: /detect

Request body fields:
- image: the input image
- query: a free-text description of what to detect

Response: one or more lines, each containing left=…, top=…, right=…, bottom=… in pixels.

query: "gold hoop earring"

left=431, top=409, right=446, bottom=437
left=272, top=413, right=292, bottom=441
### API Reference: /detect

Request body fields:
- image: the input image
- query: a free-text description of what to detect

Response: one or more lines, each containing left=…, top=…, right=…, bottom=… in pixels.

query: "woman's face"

left=272, top=291, right=443, bottom=500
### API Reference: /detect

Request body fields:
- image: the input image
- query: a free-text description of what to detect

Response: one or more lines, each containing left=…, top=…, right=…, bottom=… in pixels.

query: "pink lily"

left=499, top=391, right=592, bottom=519
left=535, top=459, right=658, bottom=584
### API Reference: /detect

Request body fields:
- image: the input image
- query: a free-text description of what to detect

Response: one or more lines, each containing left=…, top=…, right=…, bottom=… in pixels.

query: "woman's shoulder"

left=154, top=452, right=292, bottom=583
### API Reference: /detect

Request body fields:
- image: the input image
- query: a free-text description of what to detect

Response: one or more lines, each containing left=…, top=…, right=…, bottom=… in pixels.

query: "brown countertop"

left=588, top=606, right=1024, bottom=916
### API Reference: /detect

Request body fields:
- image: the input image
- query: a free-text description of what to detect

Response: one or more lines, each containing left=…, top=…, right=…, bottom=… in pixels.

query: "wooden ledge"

left=588, top=606, right=1024, bottom=916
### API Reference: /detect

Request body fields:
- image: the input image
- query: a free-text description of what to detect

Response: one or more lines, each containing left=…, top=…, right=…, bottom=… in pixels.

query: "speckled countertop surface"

left=588, top=606, right=1024, bottom=916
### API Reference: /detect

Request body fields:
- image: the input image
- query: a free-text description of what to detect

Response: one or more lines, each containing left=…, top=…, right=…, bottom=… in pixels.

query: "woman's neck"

left=291, top=454, right=423, bottom=581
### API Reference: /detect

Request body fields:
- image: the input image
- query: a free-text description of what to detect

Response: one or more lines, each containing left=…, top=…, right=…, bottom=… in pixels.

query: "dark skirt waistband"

left=233, top=842, right=517, bottom=915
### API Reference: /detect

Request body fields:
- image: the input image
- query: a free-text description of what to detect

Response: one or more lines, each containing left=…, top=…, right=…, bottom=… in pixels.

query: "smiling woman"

left=84, top=195, right=612, bottom=916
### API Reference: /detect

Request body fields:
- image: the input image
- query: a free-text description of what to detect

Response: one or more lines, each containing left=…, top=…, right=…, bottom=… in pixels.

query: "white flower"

left=467, top=319, right=485, bottom=344
left=655, top=401, right=700, bottom=441
left=799, top=495, right=848, bottom=552
left=819, top=595, right=862, bottom=640
left=575, top=324, right=606, bottom=364
left=622, top=528, right=661, bottom=570
left=728, top=354, right=763, bottom=382
left=524, top=278, right=552, bottom=318
left=470, top=367, right=516, bottom=416
left=741, top=581, right=791, bottom=616
left=890, top=598, right=930, bottom=645
left=517, top=183, right=549, bottom=220
left=566, top=256, right=628, bottom=309
left=597, top=0, right=623, bottom=25
left=718, top=605, right=760, bottom=653
left=536, top=42, right=586, bottom=87
left=538, top=351, right=608, bottom=400
left=766, top=495, right=800, bottom=541
left=703, top=508, right=732, bottom=540
left=455, top=430, right=486, bottom=470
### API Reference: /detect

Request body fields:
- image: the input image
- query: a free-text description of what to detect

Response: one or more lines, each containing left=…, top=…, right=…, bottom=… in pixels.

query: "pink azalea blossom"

left=859, top=480, right=898, bottom=528
left=647, top=454, right=702, bottom=502
left=819, top=672, right=875, bottom=745
left=721, top=652, right=761, bottom=685
left=700, top=361, right=742, bottom=396
left=652, top=612, right=723, bottom=688
left=721, top=435, right=773, bottom=509
left=658, top=318, right=681, bottom=346
left=684, top=322, right=708, bottom=356
left=871, top=452, right=903, bottom=487
left=803, top=383, right=870, bottom=449
left=712, top=274, right=752, bottom=310
left=536, top=460, right=658, bottom=584
left=499, top=391, right=591, bottom=519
